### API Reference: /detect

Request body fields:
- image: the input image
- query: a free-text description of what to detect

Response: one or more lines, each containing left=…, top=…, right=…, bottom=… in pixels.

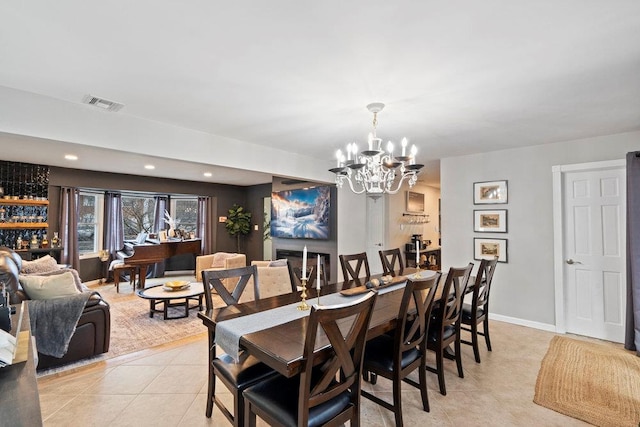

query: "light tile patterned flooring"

left=37, top=320, right=591, bottom=426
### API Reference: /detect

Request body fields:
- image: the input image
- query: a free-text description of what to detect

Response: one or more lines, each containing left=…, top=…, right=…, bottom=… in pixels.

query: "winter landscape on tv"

left=270, top=186, right=330, bottom=239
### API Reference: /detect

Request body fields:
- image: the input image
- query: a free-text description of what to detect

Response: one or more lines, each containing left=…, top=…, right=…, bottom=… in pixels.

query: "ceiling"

left=1, top=1, right=640, bottom=188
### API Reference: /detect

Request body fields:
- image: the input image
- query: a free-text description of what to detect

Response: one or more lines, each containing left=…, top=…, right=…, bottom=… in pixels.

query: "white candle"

left=401, top=137, right=408, bottom=156
left=416, top=240, right=420, bottom=267
left=316, top=255, right=321, bottom=291
left=336, top=149, right=342, bottom=167
left=302, top=246, right=307, bottom=279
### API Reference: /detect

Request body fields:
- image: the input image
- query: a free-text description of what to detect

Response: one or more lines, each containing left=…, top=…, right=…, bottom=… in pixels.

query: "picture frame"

left=473, top=209, right=508, bottom=233
left=406, top=191, right=425, bottom=213
left=474, top=238, right=508, bottom=263
left=474, top=180, right=508, bottom=204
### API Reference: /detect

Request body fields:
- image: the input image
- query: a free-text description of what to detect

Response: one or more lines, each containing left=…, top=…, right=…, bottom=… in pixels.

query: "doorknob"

left=565, top=259, right=582, bottom=265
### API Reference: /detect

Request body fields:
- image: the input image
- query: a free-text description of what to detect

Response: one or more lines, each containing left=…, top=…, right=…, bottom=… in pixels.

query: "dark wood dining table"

left=197, top=268, right=429, bottom=378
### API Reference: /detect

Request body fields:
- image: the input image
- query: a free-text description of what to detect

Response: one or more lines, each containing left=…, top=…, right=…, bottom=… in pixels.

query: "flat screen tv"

left=271, top=186, right=330, bottom=239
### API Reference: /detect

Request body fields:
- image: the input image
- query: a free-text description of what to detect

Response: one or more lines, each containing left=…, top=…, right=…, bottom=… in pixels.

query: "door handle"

left=565, top=259, right=582, bottom=265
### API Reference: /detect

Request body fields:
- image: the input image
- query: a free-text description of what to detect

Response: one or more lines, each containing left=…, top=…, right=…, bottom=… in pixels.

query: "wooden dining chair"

left=339, top=252, right=371, bottom=281
left=361, top=273, right=441, bottom=427
left=461, top=257, right=498, bottom=363
left=201, top=266, right=277, bottom=426
left=426, top=263, right=473, bottom=395
left=242, top=291, right=377, bottom=427
left=378, top=248, right=404, bottom=276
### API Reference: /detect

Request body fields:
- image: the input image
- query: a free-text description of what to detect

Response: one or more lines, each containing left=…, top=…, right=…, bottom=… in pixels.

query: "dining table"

left=197, top=267, right=456, bottom=378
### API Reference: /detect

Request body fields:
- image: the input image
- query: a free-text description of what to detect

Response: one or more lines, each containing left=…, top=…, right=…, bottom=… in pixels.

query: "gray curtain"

left=198, top=196, right=215, bottom=255
left=625, top=152, right=640, bottom=355
left=59, top=187, right=80, bottom=269
left=152, top=196, right=168, bottom=277
left=103, top=192, right=124, bottom=278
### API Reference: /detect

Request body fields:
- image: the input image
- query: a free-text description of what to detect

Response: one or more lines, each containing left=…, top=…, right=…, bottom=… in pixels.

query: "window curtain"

left=625, top=152, right=640, bottom=355
left=103, top=191, right=124, bottom=279
left=59, top=187, right=80, bottom=269
left=152, top=196, right=168, bottom=277
left=197, top=196, right=215, bottom=255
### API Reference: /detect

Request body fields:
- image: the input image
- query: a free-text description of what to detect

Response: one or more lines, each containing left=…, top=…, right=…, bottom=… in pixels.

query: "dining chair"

left=361, top=273, right=441, bottom=427
left=339, top=252, right=371, bottom=282
left=242, top=291, right=378, bottom=427
left=460, top=257, right=498, bottom=363
left=426, top=263, right=473, bottom=395
left=378, top=248, right=404, bottom=276
left=306, top=256, right=329, bottom=290
left=201, top=266, right=278, bottom=426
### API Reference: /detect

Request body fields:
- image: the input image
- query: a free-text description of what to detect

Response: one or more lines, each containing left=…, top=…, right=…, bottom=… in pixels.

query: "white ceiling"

left=1, top=1, right=640, bottom=188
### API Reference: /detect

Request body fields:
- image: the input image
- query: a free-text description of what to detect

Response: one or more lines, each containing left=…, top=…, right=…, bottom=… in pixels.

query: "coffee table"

left=136, top=282, right=205, bottom=320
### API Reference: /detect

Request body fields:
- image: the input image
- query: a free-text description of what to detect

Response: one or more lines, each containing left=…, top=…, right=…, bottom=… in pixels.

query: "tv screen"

left=271, top=186, right=330, bottom=239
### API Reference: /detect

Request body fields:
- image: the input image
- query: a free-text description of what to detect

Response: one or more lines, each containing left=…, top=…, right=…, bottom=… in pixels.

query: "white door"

left=562, top=165, right=626, bottom=342
left=366, top=196, right=386, bottom=275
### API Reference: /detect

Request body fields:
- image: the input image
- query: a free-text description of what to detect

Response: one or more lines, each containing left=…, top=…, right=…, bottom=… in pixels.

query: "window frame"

left=78, top=191, right=104, bottom=259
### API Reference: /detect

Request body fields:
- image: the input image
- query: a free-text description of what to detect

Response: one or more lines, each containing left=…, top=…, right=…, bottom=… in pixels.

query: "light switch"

left=254, top=224, right=259, bottom=231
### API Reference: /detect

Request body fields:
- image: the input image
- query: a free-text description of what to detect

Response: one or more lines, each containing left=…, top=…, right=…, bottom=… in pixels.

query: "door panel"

left=564, top=166, right=625, bottom=342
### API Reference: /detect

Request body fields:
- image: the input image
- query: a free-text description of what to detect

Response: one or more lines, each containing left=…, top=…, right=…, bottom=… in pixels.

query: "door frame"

left=552, top=159, right=626, bottom=333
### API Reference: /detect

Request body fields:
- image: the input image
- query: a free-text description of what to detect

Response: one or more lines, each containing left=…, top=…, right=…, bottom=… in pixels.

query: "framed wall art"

left=473, top=180, right=508, bottom=204
left=406, top=190, right=425, bottom=213
left=473, top=209, right=508, bottom=233
left=474, top=238, right=508, bottom=263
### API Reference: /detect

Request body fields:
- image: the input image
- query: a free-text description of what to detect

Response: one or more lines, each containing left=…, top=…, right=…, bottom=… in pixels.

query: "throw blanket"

left=27, top=291, right=97, bottom=358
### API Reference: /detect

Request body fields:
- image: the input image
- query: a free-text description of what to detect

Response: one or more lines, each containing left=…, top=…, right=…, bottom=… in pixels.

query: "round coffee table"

left=136, top=282, right=205, bottom=320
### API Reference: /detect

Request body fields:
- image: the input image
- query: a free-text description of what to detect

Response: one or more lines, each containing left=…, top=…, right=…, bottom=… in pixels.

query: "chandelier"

left=329, top=103, right=423, bottom=199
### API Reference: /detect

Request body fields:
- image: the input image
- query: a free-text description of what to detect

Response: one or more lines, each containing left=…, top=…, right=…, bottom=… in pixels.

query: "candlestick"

left=416, top=240, right=420, bottom=268
left=298, top=278, right=310, bottom=310
left=302, top=245, right=307, bottom=279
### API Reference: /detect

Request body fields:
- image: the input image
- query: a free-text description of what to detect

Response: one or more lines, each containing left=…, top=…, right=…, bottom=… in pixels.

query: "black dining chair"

left=361, top=273, right=441, bottom=427
left=242, top=291, right=377, bottom=427
left=461, top=257, right=498, bottom=363
left=378, top=248, right=405, bottom=276
left=426, top=263, right=473, bottom=395
left=339, top=252, right=371, bottom=282
left=201, top=266, right=277, bottom=426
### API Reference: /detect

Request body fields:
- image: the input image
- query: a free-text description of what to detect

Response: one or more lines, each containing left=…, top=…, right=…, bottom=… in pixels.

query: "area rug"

left=534, top=335, right=640, bottom=427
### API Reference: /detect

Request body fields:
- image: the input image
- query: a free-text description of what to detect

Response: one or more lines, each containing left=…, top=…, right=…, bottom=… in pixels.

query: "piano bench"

left=113, top=264, right=139, bottom=292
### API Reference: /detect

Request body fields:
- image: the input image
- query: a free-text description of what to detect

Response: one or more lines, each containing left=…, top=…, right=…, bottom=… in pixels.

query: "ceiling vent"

left=82, top=94, right=124, bottom=112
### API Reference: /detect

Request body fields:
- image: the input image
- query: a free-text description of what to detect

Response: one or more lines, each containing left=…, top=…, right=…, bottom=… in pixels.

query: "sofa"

left=0, top=248, right=110, bottom=370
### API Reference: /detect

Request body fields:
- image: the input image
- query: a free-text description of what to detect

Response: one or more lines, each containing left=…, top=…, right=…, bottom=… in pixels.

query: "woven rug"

left=534, top=335, right=640, bottom=427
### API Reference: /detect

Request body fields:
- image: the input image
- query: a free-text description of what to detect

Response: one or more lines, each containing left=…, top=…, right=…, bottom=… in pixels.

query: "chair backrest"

left=379, top=248, right=404, bottom=276
left=339, top=252, right=371, bottom=281
left=395, top=273, right=441, bottom=357
left=251, top=260, right=296, bottom=298
left=437, top=263, right=474, bottom=330
left=471, top=257, right=498, bottom=316
left=298, top=291, right=377, bottom=426
left=201, top=265, right=260, bottom=309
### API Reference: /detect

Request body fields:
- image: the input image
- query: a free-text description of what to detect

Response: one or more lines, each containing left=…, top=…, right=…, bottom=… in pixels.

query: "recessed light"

left=64, top=154, right=78, bottom=161
left=144, top=164, right=155, bottom=170
left=203, top=172, right=212, bottom=177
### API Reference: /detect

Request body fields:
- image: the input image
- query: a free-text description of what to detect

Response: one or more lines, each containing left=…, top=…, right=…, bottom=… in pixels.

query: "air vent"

left=82, top=94, right=124, bottom=112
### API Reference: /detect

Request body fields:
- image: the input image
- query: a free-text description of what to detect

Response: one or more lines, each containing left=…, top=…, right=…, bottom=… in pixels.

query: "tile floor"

left=37, top=320, right=591, bottom=426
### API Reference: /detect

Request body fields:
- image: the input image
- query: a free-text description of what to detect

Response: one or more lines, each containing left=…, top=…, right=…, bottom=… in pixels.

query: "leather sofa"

left=0, top=247, right=111, bottom=370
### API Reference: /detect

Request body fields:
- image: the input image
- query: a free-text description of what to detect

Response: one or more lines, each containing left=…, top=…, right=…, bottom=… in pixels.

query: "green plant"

left=225, top=204, right=252, bottom=252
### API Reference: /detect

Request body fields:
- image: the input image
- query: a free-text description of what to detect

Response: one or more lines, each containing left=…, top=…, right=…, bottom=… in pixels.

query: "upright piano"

left=117, top=238, right=201, bottom=288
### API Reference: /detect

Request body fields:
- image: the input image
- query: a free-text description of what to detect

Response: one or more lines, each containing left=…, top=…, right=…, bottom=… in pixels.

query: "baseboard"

left=489, top=312, right=557, bottom=333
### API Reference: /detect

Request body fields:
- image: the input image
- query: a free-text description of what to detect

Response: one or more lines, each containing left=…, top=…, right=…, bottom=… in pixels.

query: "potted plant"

left=225, top=204, right=252, bottom=252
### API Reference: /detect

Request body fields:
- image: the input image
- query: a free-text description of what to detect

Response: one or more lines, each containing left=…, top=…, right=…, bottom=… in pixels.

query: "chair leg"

left=419, top=355, right=430, bottom=412
left=471, top=320, right=481, bottom=363
left=393, top=373, right=403, bottom=427
left=455, top=337, right=464, bottom=379
left=206, top=333, right=215, bottom=418
left=235, top=389, right=244, bottom=427
left=244, top=400, right=256, bottom=427
left=484, top=317, right=492, bottom=351
left=435, top=348, right=446, bottom=395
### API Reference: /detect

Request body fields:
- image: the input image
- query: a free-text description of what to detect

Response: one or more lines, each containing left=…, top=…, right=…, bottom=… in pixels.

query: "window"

left=122, top=196, right=156, bottom=240
left=78, top=192, right=104, bottom=256
left=171, top=198, right=198, bottom=234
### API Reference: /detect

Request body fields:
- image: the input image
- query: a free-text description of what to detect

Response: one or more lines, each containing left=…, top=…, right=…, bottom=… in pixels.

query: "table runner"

left=215, top=280, right=409, bottom=361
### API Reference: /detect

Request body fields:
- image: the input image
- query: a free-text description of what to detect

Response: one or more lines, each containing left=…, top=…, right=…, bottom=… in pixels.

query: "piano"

left=117, top=238, right=202, bottom=288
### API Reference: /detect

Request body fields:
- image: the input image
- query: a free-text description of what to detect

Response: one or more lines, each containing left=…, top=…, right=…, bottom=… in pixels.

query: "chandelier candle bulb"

left=387, top=141, right=393, bottom=155
left=302, top=245, right=307, bottom=280
left=402, top=137, right=408, bottom=156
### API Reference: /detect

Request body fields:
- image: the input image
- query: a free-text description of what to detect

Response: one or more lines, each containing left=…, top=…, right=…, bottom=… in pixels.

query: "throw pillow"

left=211, top=252, right=237, bottom=268
left=19, top=271, right=81, bottom=300
left=268, top=259, right=288, bottom=267
left=21, top=255, right=59, bottom=274
left=23, top=268, right=84, bottom=293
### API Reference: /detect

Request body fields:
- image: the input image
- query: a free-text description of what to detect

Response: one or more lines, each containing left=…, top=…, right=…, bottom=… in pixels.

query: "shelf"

left=0, top=199, right=48, bottom=206
left=0, top=223, right=48, bottom=229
